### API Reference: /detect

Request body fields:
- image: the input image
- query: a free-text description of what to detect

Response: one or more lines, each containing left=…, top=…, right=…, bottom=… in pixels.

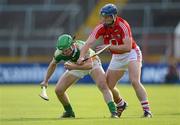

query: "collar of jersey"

left=113, top=17, right=119, bottom=26
left=72, top=45, right=77, bottom=57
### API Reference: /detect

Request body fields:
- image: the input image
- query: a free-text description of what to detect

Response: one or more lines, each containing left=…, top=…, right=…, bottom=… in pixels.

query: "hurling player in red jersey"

left=77, top=4, right=152, bottom=118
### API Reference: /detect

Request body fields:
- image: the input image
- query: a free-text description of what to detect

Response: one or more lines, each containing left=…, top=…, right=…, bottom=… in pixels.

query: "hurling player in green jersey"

left=40, top=34, right=118, bottom=118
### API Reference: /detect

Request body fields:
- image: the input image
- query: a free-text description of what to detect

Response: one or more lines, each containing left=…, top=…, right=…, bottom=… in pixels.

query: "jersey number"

left=109, top=38, right=118, bottom=45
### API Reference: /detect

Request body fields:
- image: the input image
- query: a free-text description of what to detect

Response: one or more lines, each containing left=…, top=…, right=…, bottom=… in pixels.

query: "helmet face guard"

left=100, top=4, right=117, bottom=26
left=100, top=15, right=115, bottom=26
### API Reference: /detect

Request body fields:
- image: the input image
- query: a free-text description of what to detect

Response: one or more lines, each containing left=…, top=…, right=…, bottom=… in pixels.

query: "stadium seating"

left=0, top=0, right=98, bottom=60
left=119, top=0, right=180, bottom=62
left=0, top=0, right=179, bottom=63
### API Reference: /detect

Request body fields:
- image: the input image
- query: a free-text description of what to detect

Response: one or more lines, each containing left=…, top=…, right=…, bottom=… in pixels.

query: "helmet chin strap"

left=71, top=44, right=77, bottom=57
left=104, top=20, right=114, bottom=27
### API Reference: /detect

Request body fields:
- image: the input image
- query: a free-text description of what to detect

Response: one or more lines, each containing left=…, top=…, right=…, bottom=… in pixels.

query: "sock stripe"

left=141, top=100, right=148, bottom=103
left=143, top=107, right=150, bottom=110
left=141, top=100, right=150, bottom=112
left=142, top=104, right=149, bottom=107
left=115, top=98, right=122, bottom=104
left=116, top=99, right=125, bottom=107
left=141, top=102, right=148, bottom=105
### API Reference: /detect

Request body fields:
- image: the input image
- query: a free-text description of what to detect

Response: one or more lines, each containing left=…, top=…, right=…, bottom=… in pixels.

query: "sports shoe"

left=61, top=111, right=75, bottom=118
left=111, top=112, right=119, bottom=118
left=117, top=101, right=128, bottom=117
left=143, top=110, right=152, bottom=118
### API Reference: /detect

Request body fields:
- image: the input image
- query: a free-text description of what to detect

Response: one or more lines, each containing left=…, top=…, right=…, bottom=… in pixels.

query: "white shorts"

left=67, top=57, right=103, bottom=78
left=108, top=46, right=142, bottom=71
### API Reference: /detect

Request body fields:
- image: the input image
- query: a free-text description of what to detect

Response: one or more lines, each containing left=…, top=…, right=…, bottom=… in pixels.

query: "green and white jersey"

left=54, top=40, right=95, bottom=63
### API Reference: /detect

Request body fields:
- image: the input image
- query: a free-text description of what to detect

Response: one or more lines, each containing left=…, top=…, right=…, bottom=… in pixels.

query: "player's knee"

left=130, top=78, right=140, bottom=87
left=106, top=81, right=113, bottom=89
left=97, top=80, right=108, bottom=91
left=106, top=81, right=114, bottom=90
left=106, top=78, right=115, bottom=89
left=55, top=87, right=64, bottom=96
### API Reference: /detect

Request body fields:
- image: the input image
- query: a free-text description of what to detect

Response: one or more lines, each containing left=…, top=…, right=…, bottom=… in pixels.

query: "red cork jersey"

left=90, top=17, right=137, bottom=54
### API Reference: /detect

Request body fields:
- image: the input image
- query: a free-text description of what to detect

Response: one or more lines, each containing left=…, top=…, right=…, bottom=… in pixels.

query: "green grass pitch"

left=0, top=84, right=180, bottom=125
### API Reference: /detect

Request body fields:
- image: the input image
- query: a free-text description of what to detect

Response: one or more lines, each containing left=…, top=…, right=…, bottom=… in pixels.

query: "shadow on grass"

left=1, top=116, right=141, bottom=122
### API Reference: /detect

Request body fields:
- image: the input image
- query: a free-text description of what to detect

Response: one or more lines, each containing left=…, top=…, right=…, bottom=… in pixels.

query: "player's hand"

left=40, top=81, right=48, bottom=88
left=77, top=57, right=85, bottom=65
left=64, top=62, right=74, bottom=70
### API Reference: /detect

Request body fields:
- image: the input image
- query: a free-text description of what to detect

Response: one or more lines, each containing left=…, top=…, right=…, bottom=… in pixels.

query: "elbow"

left=122, top=45, right=131, bottom=53
left=126, top=47, right=131, bottom=52
left=125, top=44, right=132, bottom=52
left=86, top=36, right=95, bottom=47
left=123, top=37, right=132, bottom=52
left=87, top=64, right=93, bottom=70
left=85, top=63, right=93, bottom=70
left=51, top=62, right=57, bottom=68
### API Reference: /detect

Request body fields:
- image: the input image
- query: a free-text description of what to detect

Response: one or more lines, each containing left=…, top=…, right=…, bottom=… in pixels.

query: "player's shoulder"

left=116, top=16, right=130, bottom=26
left=53, top=49, right=63, bottom=63
left=74, top=40, right=85, bottom=49
left=75, top=40, right=85, bottom=45
left=54, top=49, right=62, bottom=58
left=117, top=16, right=126, bottom=22
left=74, top=40, right=94, bottom=52
left=94, top=23, right=104, bottom=30
left=91, top=23, right=105, bottom=36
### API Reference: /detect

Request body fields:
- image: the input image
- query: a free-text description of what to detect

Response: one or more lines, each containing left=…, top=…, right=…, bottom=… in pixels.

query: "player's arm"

left=40, top=58, right=57, bottom=87
left=77, top=36, right=96, bottom=64
left=109, top=21, right=133, bottom=54
left=64, top=59, right=93, bottom=70
left=109, top=37, right=132, bottom=53
left=78, top=24, right=104, bottom=64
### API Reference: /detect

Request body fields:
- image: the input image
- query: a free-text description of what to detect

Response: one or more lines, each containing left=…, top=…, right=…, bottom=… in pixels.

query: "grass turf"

left=0, top=84, right=180, bottom=125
